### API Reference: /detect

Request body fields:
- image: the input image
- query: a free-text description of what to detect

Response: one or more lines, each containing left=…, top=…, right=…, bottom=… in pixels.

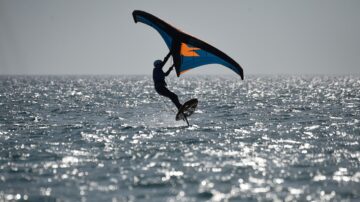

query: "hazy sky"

left=1, top=0, right=359, bottom=75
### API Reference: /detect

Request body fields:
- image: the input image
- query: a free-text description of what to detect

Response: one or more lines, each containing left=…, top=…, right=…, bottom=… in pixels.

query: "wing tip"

left=239, top=68, right=244, bottom=80
left=235, top=64, right=244, bottom=80
left=132, top=10, right=142, bottom=23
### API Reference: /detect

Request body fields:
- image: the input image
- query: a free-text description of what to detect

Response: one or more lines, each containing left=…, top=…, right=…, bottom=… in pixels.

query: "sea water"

left=0, top=75, right=359, bottom=201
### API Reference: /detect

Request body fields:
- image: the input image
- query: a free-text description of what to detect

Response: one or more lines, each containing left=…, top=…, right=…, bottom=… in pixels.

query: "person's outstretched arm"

left=161, top=51, right=172, bottom=67
left=165, top=64, right=175, bottom=76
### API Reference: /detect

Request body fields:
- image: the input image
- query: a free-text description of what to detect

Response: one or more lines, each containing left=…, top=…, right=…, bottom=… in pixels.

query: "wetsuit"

left=153, top=54, right=182, bottom=110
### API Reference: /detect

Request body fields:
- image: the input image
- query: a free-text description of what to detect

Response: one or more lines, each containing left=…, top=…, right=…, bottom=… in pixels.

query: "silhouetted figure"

left=153, top=52, right=182, bottom=110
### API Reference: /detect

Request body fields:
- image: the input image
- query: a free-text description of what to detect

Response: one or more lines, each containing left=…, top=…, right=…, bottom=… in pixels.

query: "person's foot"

left=177, top=104, right=183, bottom=111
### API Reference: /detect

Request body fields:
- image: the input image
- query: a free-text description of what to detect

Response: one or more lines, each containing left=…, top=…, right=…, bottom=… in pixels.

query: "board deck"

left=176, top=98, right=198, bottom=121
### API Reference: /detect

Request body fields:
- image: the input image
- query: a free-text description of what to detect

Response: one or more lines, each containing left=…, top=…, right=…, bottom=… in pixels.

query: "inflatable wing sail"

left=133, top=10, right=244, bottom=80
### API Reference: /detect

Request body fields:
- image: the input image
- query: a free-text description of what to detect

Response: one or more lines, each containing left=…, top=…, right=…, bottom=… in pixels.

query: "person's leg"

left=167, top=90, right=182, bottom=110
left=156, top=86, right=182, bottom=109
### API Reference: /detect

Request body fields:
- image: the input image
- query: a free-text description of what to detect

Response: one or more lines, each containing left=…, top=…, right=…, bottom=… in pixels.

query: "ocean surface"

left=0, top=75, right=359, bottom=201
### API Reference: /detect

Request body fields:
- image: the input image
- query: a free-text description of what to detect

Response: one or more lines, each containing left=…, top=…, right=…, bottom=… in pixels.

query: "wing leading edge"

left=132, top=10, right=244, bottom=80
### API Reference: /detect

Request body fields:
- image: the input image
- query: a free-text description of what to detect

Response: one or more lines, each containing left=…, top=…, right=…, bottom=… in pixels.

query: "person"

left=153, top=51, right=182, bottom=110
